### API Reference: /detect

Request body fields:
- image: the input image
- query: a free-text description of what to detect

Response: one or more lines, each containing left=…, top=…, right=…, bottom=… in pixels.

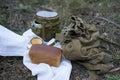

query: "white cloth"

left=0, top=25, right=72, bottom=80
left=0, top=25, right=28, bottom=56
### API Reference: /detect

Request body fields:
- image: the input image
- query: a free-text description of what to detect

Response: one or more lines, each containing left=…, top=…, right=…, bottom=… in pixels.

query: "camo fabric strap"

left=56, top=16, right=113, bottom=74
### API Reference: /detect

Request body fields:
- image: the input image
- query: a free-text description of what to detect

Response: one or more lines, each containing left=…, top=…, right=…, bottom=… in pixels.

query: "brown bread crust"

left=29, top=44, right=62, bottom=67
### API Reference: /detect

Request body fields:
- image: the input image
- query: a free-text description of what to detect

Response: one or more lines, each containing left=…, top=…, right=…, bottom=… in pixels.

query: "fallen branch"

left=98, top=36, right=120, bottom=48
left=109, top=67, right=120, bottom=72
left=97, top=17, right=120, bottom=29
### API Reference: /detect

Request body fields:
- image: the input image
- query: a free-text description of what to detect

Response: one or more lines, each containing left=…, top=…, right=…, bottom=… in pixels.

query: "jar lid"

left=36, top=11, right=58, bottom=18
left=35, top=11, right=59, bottom=24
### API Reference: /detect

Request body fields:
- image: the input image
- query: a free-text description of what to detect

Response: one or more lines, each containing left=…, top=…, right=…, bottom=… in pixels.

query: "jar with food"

left=32, top=11, right=60, bottom=41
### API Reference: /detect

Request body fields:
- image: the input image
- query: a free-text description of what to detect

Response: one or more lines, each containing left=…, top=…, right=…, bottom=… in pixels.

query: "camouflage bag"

left=56, top=16, right=113, bottom=74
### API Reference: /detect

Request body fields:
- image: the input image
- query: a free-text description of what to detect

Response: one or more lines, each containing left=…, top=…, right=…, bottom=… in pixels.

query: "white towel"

left=0, top=25, right=72, bottom=80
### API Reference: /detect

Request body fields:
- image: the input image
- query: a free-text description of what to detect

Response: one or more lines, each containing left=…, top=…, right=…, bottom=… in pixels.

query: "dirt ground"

left=0, top=0, right=120, bottom=80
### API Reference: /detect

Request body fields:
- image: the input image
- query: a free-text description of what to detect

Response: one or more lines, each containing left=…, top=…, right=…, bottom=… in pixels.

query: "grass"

left=0, top=15, right=7, bottom=25
left=114, top=54, right=120, bottom=60
left=114, top=54, right=120, bottom=64
left=106, top=75, right=120, bottom=80
left=87, top=70, right=94, bottom=75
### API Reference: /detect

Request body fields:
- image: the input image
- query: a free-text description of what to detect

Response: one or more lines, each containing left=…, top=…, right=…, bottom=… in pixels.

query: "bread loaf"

left=29, top=44, right=62, bottom=67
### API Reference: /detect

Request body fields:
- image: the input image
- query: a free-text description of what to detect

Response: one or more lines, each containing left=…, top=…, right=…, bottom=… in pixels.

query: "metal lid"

left=35, top=11, right=59, bottom=24
left=36, top=11, right=58, bottom=18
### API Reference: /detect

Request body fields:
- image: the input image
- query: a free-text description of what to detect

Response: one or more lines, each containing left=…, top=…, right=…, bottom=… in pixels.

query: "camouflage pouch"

left=56, top=16, right=113, bottom=74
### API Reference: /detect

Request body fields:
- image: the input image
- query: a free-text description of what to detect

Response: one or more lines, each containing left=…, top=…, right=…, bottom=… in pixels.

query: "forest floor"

left=0, top=0, right=120, bottom=80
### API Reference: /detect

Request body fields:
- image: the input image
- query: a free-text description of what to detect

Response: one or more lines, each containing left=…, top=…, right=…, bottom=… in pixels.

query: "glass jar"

left=33, top=11, right=60, bottom=41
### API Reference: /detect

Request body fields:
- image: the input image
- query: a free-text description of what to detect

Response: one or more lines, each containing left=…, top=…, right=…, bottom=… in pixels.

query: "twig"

left=98, top=36, right=120, bottom=48
left=109, top=67, right=120, bottom=72
left=97, top=17, right=120, bottom=29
